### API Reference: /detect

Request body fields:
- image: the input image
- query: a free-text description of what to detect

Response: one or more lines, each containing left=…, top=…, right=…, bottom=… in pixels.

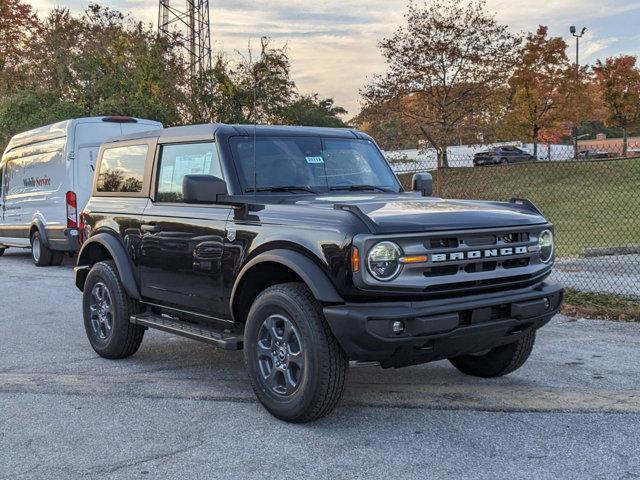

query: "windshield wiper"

left=329, top=185, right=393, bottom=192
left=245, top=186, right=317, bottom=194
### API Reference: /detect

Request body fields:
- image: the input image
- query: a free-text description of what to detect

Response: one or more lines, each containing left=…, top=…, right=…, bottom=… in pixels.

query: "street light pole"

left=570, top=26, right=587, bottom=67
left=569, top=26, right=587, bottom=159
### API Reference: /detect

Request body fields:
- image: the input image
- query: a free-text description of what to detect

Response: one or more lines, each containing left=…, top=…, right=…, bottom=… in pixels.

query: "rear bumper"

left=323, top=282, right=563, bottom=368
left=48, top=227, right=81, bottom=252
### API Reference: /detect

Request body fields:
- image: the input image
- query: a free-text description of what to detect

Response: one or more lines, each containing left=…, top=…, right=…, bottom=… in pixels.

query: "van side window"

left=97, top=145, right=148, bottom=193
left=156, top=142, right=222, bottom=203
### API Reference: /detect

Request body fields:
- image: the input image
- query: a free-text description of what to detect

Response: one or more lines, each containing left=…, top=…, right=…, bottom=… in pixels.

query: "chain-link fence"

left=390, top=140, right=640, bottom=299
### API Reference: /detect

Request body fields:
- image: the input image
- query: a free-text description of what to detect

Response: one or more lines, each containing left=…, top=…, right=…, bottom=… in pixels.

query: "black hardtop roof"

left=104, top=123, right=371, bottom=145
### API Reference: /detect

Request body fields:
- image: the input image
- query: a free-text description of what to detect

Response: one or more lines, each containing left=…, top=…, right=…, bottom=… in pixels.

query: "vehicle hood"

left=288, top=193, right=548, bottom=233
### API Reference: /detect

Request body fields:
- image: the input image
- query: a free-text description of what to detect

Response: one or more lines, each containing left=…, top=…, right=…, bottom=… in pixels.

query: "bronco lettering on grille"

left=431, top=246, right=528, bottom=263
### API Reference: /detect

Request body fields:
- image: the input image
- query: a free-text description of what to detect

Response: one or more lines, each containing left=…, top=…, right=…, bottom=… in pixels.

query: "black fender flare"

left=230, top=249, right=343, bottom=313
left=30, top=218, right=49, bottom=247
left=76, top=232, right=141, bottom=299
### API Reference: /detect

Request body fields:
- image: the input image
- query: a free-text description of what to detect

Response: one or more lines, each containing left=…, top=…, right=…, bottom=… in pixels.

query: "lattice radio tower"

left=158, top=0, right=213, bottom=80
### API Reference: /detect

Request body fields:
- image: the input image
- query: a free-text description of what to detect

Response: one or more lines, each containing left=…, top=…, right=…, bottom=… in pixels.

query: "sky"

left=29, top=0, right=640, bottom=117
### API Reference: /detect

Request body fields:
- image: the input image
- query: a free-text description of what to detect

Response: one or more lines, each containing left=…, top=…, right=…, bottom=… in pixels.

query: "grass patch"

left=561, top=288, right=640, bottom=322
left=398, top=157, right=640, bottom=257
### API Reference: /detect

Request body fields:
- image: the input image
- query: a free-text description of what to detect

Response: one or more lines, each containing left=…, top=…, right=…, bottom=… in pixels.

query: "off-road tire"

left=244, top=282, right=348, bottom=423
left=82, top=260, right=145, bottom=359
left=31, top=231, right=52, bottom=267
left=49, top=251, right=64, bottom=266
left=449, top=331, right=536, bottom=378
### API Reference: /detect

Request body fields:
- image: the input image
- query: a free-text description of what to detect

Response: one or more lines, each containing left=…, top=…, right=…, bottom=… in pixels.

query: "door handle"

left=141, top=224, right=161, bottom=233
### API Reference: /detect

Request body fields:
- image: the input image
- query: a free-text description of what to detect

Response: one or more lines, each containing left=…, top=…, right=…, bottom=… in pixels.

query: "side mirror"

left=183, top=175, right=228, bottom=204
left=412, top=173, right=433, bottom=197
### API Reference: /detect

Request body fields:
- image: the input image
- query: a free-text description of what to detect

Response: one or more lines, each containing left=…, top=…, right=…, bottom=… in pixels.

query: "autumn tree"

left=360, top=0, right=520, bottom=167
left=593, top=55, right=640, bottom=156
left=0, top=0, right=40, bottom=96
left=501, top=26, right=577, bottom=157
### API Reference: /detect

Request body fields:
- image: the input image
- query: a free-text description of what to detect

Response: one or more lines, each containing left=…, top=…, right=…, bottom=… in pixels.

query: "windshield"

left=230, top=136, right=401, bottom=194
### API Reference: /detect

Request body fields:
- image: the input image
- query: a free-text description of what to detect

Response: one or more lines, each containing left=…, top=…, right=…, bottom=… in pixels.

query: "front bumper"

left=323, top=282, right=563, bottom=368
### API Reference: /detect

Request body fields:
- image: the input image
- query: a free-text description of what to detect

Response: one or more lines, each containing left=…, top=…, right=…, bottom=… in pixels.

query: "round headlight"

left=538, top=229, right=554, bottom=263
left=367, top=241, right=402, bottom=281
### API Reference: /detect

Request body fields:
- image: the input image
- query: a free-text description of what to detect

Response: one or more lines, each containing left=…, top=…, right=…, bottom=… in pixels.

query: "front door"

left=139, top=141, right=232, bottom=318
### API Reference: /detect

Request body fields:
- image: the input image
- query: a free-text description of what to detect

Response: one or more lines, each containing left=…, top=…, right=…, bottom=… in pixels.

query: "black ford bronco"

left=74, top=124, right=563, bottom=422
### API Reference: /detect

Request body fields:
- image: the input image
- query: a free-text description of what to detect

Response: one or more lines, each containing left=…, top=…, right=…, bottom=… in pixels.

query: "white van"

left=0, top=116, right=162, bottom=265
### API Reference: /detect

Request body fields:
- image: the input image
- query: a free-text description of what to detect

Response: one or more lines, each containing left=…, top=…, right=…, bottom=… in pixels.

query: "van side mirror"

left=412, top=173, right=433, bottom=196
left=183, top=175, right=228, bottom=204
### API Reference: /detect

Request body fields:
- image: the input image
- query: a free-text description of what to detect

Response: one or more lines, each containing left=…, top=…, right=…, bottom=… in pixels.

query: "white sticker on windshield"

left=305, top=156, right=324, bottom=164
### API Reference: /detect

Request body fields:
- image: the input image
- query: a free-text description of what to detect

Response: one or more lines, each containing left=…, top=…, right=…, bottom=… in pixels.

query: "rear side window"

left=97, top=145, right=148, bottom=193
left=156, top=142, right=222, bottom=203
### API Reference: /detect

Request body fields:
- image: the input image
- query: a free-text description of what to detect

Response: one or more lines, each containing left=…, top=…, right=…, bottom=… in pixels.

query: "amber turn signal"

left=399, top=255, right=428, bottom=264
left=351, top=247, right=360, bottom=272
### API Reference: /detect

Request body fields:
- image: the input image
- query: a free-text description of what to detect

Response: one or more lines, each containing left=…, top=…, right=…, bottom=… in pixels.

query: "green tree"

left=0, top=90, right=82, bottom=153
left=281, top=94, right=347, bottom=127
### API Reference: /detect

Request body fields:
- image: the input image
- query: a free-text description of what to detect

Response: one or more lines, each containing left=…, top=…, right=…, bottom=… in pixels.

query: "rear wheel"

left=82, top=260, right=145, bottom=359
left=0, top=248, right=5, bottom=257
left=244, top=283, right=348, bottom=423
left=31, top=231, right=52, bottom=267
left=449, top=331, right=536, bottom=378
left=500, top=157, right=508, bottom=165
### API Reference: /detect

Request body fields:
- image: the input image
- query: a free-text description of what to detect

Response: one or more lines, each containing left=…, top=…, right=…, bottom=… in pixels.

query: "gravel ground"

left=1, top=249, right=639, bottom=480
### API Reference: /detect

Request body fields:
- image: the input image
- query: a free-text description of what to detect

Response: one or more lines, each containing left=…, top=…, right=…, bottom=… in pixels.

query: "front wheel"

left=0, top=247, right=5, bottom=257
left=244, top=283, right=348, bottom=423
left=449, top=331, right=536, bottom=378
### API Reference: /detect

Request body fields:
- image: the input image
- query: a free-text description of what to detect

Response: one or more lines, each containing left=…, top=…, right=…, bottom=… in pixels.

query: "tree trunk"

left=441, top=147, right=449, bottom=169
left=547, top=141, right=551, bottom=161
left=532, top=126, right=539, bottom=159
left=623, top=127, right=628, bottom=157
left=572, top=126, right=579, bottom=159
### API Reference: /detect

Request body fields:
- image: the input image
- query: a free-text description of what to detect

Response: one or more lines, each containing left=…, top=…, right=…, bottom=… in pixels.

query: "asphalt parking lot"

left=1, top=249, right=639, bottom=480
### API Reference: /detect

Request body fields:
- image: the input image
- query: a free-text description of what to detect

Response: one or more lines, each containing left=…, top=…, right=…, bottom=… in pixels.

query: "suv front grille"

left=357, top=226, right=551, bottom=297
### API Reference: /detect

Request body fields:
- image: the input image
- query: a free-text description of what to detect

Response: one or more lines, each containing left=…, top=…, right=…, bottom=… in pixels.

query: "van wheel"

left=82, top=260, right=145, bottom=359
left=244, top=283, right=348, bottom=423
left=49, top=251, right=64, bottom=266
left=31, top=231, right=52, bottom=267
left=449, top=331, right=536, bottom=378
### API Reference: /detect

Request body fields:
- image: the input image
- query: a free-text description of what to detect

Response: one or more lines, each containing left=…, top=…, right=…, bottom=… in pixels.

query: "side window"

left=156, top=142, right=221, bottom=203
left=97, top=145, right=148, bottom=193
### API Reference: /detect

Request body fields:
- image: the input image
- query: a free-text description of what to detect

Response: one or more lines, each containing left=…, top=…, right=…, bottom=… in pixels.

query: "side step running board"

left=130, top=312, right=243, bottom=350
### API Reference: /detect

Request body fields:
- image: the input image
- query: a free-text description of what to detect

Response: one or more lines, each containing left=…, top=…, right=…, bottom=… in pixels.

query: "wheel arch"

left=29, top=218, right=49, bottom=246
left=76, top=232, right=140, bottom=299
left=230, top=249, right=343, bottom=323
